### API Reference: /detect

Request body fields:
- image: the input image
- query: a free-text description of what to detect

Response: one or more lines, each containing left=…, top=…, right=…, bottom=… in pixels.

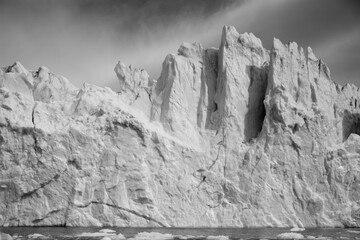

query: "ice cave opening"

left=342, top=110, right=360, bottom=141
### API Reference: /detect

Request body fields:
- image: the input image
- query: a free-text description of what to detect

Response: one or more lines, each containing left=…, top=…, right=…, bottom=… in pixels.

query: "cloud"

left=0, top=0, right=359, bottom=89
left=0, top=0, right=245, bottom=89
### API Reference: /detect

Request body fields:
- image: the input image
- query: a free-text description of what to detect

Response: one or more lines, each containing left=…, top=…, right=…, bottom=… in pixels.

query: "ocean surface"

left=1, top=227, right=360, bottom=239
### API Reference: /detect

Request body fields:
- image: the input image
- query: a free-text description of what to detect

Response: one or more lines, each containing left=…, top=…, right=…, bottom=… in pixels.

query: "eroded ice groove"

left=1, top=26, right=360, bottom=227
left=214, top=26, right=269, bottom=143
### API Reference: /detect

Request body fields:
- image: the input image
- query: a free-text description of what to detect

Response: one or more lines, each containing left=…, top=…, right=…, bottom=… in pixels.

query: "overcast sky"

left=0, top=0, right=359, bottom=90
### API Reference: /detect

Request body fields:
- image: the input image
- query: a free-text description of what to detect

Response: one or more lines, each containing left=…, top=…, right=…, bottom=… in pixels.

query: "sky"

left=0, top=0, right=359, bottom=90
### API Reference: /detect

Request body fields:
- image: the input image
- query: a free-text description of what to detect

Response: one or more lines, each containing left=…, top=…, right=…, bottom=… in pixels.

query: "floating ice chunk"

left=0, top=232, right=13, bottom=240
left=27, top=233, right=46, bottom=239
left=99, top=229, right=117, bottom=234
left=277, top=232, right=304, bottom=239
left=207, top=235, right=230, bottom=240
left=101, top=237, right=112, bottom=240
left=78, top=232, right=116, bottom=237
left=132, top=232, right=173, bottom=240
left=290, top=227, right=305, bottom=232
left=115, top=233, right=126, bottom=240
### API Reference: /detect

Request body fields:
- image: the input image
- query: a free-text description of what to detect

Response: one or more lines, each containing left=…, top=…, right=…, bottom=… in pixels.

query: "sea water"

left=1, top=227, right=360, bottom=239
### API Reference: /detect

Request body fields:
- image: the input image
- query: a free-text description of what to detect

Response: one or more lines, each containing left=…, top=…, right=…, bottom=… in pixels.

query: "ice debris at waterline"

left=0, top=25, right=360, bottom=227
left=2, top=229, right=360, bottom=240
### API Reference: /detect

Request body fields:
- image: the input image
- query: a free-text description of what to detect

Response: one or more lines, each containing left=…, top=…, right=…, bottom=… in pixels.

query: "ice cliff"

left=1, top=26, right=360, bottom=227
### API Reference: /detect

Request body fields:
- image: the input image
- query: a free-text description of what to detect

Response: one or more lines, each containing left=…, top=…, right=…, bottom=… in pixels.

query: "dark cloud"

left=76, top=0, right=241, bottom=24
left=70, top=0, right=244, bottom=48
